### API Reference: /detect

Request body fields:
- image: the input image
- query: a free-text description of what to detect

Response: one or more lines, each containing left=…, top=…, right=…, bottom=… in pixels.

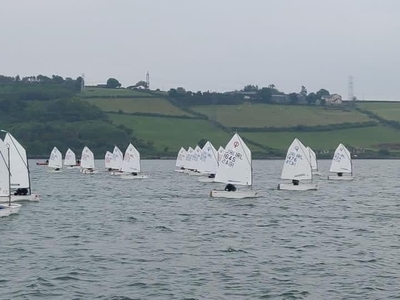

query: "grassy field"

left=108, top=114, right=233, bottom=152
left=241, top=125, right=400, bottom=151
left=192, top=103, right=372, bottom=128
left=86, top=97, right=191, bottom=116
left=83, top=87, right=151, bottom=97
left=357, top=102, right=400, bottom=122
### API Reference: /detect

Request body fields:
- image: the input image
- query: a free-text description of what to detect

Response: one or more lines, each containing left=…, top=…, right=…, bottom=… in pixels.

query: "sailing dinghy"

left=48, top=147, right=63, bottom=172
left=105, top=151, right=113, bottom=169
left=210, top=133, right=258, bottom=199
left=278, top=138, right=317, bottom=191
left=175, top=147, right=187, bottom=172
left=120, top=143, right=148, bottom=179
left=64, top=148, right=79, bottom=168
left=81, top=146, right=97, bottom=174
left=198, top=141, right=218, bottom=183
left=3, top=132, right=40, bottom=201
left=328, top=143, right=354, bottom=180
left=183, top=147, right=194, bottom=173
left=307, top=146, right=322, bottom=176
left=0, top=138, right=22, bottom=214
left=188, top=146, right=204, bottom=176
left=110, top=146, right=124, bottom=175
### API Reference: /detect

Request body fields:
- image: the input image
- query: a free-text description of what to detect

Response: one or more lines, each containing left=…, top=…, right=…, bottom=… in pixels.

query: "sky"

left=1, top=0, right=399, bottom=100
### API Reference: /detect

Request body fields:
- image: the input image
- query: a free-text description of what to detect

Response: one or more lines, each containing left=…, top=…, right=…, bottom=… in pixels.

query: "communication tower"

left=348, top=75, right=354, bottom=101
left=146, top=71, right=150, bottom=90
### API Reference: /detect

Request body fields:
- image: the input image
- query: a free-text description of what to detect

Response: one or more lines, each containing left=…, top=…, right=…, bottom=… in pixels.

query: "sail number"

left=285, top=151, right=303, bottom=166
left=222, top=150, right=243, bottom=167
left=333, top=153, right=344, bottom=162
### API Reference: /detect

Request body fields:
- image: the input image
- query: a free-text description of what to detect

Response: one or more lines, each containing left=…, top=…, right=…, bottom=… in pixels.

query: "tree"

left=316, top=88, right=330, bottom=99
left=306, top=92, right=317, bottom=104
left=106, top=78, right=121, bottom=88
left=134, top=80, right=148, bottom=88
left=289, top=93, right=298, bottom=104
left=259, top=87, right=272, bottom=103
left=243, top=84, right=258, bottom=92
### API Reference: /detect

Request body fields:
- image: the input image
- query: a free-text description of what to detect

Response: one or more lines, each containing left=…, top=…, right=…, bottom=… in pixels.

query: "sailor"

left=46, top=159, right=49, bottom=163
left=292, top=179, right=299, bottom=186
left=208, top=174, right=215, bottom=178
left=132, top=172, right=138, bottom=176
left=337, top=172, right=343, bottom=177
left=14, top=188, right=28, bottom=196
left=55, top=168, right=60, bottom=171
left=224, top=183, right=236, bottom=192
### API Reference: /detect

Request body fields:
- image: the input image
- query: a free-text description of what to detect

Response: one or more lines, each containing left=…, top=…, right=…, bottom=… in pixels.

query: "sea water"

left=0, top=160, right=399, bottom=299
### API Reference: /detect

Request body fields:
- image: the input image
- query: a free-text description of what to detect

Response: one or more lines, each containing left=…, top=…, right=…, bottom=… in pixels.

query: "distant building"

left=322, top=94, right=342, bottom=105
left=271, top=94, right=290, bottom=104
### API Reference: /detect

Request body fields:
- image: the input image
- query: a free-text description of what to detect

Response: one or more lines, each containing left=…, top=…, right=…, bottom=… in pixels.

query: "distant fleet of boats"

left=175, top=133, right=354, bottom=198
left=0, top=130, right=354, bottom=217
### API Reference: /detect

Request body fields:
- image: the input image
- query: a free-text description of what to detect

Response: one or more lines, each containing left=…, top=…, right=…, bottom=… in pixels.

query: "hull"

left=48, top=169, right=63, bottom=173
left=312, top=171, right=323, bottom=176
left=210, top=190, right=258, bottom=199
left=175, top=169, right=185, bottom=173
left=198, top=177, right=216, bottom=183
left=0, top=206, right=12, bottom=217
left=120, top=174, right=148, bottom=179
left=82, top=169, right=98, bottom=174
left=67, top=165, right=80, bottom=169
left=36, top=162, right=48, bottom=166
left=0, top=194, right=40, bottom=202
left=0, top=203, right=22, bottom=214
left=328, top=175, right=354, bottom=181
left=110, top=171, right=124, bottom=176
left=188, top=171, right=205, bottom=176
left=278, top=183, right=318, bottom=191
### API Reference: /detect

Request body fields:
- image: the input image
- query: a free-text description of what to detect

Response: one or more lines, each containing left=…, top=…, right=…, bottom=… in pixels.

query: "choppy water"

left=1, top=160, right=400, bottom=299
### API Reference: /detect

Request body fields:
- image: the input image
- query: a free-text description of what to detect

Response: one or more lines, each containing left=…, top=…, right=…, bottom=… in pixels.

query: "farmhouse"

left=322, top=94, right=342, bottom=105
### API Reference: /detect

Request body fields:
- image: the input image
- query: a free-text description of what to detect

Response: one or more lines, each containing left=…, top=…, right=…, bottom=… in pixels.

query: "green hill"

left=3, top=78, right=400, bottom=158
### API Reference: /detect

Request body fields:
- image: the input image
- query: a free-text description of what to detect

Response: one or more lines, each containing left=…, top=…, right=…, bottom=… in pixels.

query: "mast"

left=7, top=145, right=11, bottom=206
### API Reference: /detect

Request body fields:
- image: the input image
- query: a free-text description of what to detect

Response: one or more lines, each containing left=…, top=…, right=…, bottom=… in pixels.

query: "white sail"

left=281, top=138, right=312, bottom=180
left=198, top=141, right=218, bottom=174
left=64, top=148, right=76, bottom=166
left=122, top=143, right=141, bottom=173
left=217, top=146, right=225, bottom=164
left=112, top=146, right=123, bottom=170
left=184, top=147, right=194, bottom=169
left=175, top=147, right=187, bottom=168
left=105, top=151, right=113, bottom=169
left=3, top=133, right=30, bottom=189
left=48, top=147, right=62, bottom=169
left=81, top=146, right=95, bottom=169
left=329, top=143, right=352, bottom=173
left=214, top=133, right=252, bottom=186
left=0, top=139, right=10, bottom=196
left=190, top=146, right=202, bottom=171
left=307, top=146, right=318, bottom=171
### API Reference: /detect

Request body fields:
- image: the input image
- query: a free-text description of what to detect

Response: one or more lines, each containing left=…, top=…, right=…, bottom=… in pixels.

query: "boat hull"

left=82, top=169, right=99, bottom=174
left=198, top=177, right=215, bottom=183
left=0, top=194, right=40, bottom=202
left=67, top=165, right=80, bottom=169
left=278, top=183, right=318, bottom=191
left=0, top=206, right=12, bottom=217
left=36, top=162, right=48, bottom=166
left=48, top=169, right=63, bottom=173
left=0, top=203, right=22, bottom=214
left=328, top=175, right=354, bottom=181
left=188, top=171, right=205, bottom=176
left=175, top=169, right=185, bottom=173
left=110, top=171, right=124, bottom=176
left=120, top=174, right=148, bottom=179
left=312, top=172, right=323, bottom=176
left=210, top=190, right=258, bottom=199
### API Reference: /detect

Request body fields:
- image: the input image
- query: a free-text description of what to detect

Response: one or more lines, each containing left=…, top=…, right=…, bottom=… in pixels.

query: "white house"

left=322, top=94, right=342, bottom=105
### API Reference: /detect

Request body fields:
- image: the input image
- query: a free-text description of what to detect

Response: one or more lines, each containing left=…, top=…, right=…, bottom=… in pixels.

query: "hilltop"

left=2, top=75, right=400, bottom=159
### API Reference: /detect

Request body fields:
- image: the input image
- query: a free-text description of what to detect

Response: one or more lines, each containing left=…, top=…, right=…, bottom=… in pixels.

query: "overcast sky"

left=1, top=0, right=399, bottom=100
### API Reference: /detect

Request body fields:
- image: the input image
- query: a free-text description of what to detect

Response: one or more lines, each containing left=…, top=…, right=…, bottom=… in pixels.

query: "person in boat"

left=14, top=188, right=28, bottom=196
left=337, top=172, right=343, bottom=177
left=208, top=174, right=215, bottom=178
left=55, top=168, right=60, bottom=171
left=108, top=168, right=112, bottom=171
left=46, top=159, right=49, bottom=164
left=292, top=179, right=299, bottom=186
left=224, top=184, right=236, bottom=192
left=77, top=159, right=81, bottom=164
left=180, top=167, right=185, bottom=170
left=131, top=172, right=138, bottom=176
left=87, top=168, right=94, bottom=173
